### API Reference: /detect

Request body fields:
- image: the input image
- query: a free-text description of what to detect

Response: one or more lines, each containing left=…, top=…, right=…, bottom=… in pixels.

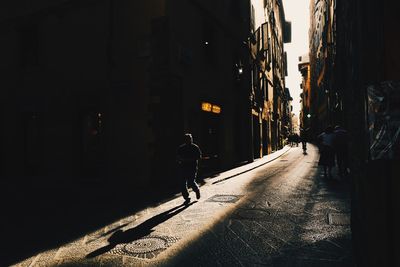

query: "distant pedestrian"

left=294, top=133, right=300, bottom=147
left=317, top=126, right=335, bottom=178
left=300, top=127, right=310, bottom=154
left=288, top=134, right=294, bottom=146
left=288, top=133, right=299, bottom=147
left=177, top=133, right=202, bottom=204
left=334, top=125, right=349, bottom=178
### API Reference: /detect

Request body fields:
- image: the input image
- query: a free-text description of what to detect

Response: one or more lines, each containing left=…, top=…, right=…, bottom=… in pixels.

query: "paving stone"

left=10, top=146, right=352, bottom=266
left=11, top=255, right=37, bottom=267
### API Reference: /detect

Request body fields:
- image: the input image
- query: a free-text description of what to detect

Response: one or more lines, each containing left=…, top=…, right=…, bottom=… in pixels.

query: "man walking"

left=300, top=127, right=310, bottom=154
left=177, top=133, right=202, bottom=204
left=334, top=125, right=349, bottom=178
left=318, top=126, right=335, bottom=179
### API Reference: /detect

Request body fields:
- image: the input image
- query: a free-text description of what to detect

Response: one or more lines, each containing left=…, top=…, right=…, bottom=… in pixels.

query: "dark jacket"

left=177, top=143, right=202, bottom=172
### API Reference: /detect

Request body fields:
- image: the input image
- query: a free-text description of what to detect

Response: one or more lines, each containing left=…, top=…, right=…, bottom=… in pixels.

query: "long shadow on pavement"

left=86, top=202, right=195, bottom=258
left=1, top=180, right=184, bottom=266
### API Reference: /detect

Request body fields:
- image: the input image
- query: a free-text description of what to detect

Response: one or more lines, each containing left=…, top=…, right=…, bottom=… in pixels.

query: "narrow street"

left=167, top=145, right=353, bottom=267
left=14, top=145, right=352, bottom=267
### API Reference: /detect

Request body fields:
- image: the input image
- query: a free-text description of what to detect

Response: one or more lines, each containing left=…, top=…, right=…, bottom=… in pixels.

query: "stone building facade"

left=0, top=0, right=290, bottom=192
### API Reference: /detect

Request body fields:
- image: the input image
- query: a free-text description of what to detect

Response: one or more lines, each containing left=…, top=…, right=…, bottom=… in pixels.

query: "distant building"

left=298, top=53, right=311, bottom=134
left=308, top=0, right=337, bottom=134
left=291, top=114, right=299, bottom=135
left=249, top=0, right=291, bottom=157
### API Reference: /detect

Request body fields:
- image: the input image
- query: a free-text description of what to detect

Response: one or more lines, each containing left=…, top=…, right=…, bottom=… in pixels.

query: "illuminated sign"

left=201, top=102, right=221, bottom=114
left=212, top=105, right=221, bottom=114
left=201, top=102, right=212, bottom=112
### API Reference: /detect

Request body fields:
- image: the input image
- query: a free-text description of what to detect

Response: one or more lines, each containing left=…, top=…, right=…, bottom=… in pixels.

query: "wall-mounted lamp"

left=235, top=61, right=244, bottom=80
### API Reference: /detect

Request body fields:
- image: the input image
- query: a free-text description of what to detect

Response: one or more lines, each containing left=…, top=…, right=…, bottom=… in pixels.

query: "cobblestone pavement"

left=12, top=145, right=353, bottom=266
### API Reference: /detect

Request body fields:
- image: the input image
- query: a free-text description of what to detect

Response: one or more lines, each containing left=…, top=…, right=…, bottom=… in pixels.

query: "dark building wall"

left=344, top=1, right=400, bottom=266
left=383, top=1, right=400, bottom=80
left=0, top=0, right=110, bottom=180
left=0, top=0, right=288, bottom=191
left=310, top=0, right=400, bottom=265
left=0, top=0, right=251, bottom=185
left=0, top=0, right=171, bottom=185
left=166, top=0, right=252, bottom=172
left=106, top=0, right=167, bottom=184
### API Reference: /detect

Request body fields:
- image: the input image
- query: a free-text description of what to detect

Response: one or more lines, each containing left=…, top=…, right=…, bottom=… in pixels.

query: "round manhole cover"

left=213, top=195, right=237, bottom=202
left=124, top=236, right=167, bottom=254
left=207, top=194, right=242, bottom=203
left=109, top=235, right=179, bottom=258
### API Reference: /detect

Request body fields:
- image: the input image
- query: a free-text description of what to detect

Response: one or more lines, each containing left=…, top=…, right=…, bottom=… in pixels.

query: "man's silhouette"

left=177, top=133, right=201, bottom=204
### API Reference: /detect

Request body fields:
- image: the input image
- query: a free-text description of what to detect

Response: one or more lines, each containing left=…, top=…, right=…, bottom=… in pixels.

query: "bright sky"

left=282, top=0, right=310, bottom=117
left=253, top=0, right=310, bottom=117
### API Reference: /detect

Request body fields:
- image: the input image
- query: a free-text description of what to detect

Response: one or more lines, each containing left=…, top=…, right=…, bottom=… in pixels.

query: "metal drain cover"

left=328, top=213, right=350, bottom=225
left=108, top=235, right=179, bottom=259
left=207, top=194, right=242, bottom=203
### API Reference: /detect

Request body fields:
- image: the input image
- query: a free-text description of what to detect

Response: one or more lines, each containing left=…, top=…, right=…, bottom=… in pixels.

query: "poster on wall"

left=367, top=81, right=400, bottom=160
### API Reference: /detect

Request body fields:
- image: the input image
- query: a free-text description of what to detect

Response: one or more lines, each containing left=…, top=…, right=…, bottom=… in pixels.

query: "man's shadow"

left=86, top=201, right=196, bottom=258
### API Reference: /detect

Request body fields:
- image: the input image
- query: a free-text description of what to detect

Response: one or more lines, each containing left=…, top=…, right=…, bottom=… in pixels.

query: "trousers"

left=180, top=170, right=199, bottom=200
